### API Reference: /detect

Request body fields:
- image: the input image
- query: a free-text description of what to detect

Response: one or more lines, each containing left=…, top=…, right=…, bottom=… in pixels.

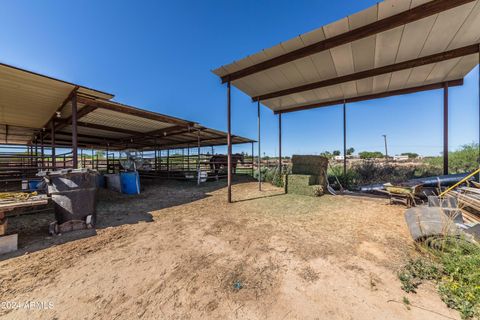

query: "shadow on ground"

left=1, top=175, right=255, bottom=260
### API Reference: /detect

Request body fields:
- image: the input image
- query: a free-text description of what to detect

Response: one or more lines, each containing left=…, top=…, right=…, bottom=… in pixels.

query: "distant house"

left=334, top=155, right=345, bottom=161
left=393, top=155, right=409, bottom=162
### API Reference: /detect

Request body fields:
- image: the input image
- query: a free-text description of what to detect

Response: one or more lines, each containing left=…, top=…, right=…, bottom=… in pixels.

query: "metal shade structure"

left=0, top=62, right=254, bottom=166
left=213, top=0, right=480, bottom=202
left=214, top=0, right=479, bottom=113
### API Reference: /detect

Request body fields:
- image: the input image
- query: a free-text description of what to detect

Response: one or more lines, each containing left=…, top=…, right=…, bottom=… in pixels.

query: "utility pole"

left=382, top=134, right=389, bottom=163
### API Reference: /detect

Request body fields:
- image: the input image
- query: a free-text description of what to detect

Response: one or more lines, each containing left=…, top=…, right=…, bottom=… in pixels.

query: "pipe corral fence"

left=0, top=144, right=258, bottom=192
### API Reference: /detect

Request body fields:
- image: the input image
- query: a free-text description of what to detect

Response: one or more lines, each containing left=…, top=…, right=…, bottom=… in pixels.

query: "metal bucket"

left=43, top=169, right=98, bottom=225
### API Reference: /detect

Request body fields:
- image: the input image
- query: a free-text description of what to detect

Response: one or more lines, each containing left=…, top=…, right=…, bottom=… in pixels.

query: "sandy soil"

left=0, top=177, right=460, bottom=319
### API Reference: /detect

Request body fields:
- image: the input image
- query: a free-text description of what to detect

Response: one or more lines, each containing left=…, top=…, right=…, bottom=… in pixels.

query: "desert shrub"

left=399, top=237, right=480, bottom=319
left=254, top=166, right=288, bottom=188
left=327, top=160, right=443, bottom=189
left=426, top=143, right=479, bottom=174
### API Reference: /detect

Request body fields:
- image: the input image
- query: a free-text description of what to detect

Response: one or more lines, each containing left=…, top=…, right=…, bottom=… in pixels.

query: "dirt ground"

left=0, top=177, right=460, bottom=319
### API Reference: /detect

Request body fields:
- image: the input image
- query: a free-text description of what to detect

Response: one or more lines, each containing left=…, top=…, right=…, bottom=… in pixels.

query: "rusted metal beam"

left=72, top=92, right=78, bottom=168
left=54, top=105, right=98, bottom=133
left=51, top=120, right=56, bottom=170
left=278, top=113, right=282, bottom=174
left=343, top=102, right=347, bottom=177
left=253, top=44, right=479, bottom=101
left=76, top=121, right=142, bottom=135
left=275, top=79, right=464, bottom=114
left=444, top=83, right=449, bottom=175
left=119, top=125, right=191, bottom=143
left=227, top=81, right=232, bottom=203
left=42, top=86, right=79, bottom=131
left=221, top=0, right=474, bottom=83
left=257, top=101, right=261, bottom=191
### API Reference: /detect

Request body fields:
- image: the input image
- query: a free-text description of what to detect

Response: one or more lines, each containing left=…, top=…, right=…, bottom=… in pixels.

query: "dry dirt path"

left=0, top=179, right=460, bottom=319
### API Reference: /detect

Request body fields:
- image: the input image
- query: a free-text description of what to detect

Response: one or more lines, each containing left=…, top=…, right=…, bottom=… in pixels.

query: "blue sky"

left=0, top=0, right=478, bottom=157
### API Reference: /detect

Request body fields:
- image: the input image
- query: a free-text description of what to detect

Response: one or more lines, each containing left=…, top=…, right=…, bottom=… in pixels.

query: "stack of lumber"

left=0, top=191, right=38, bottom=202
left=447, top=187, right=480, bottom=224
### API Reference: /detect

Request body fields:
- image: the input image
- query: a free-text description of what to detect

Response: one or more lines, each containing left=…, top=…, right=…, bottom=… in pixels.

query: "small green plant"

left=399, top=237, right=480, bottom=319
left=398, top=258, right=440, bottom=293
left=254, top=167, right=285, bottom=188
left=403, top=296, right=411, bottom=310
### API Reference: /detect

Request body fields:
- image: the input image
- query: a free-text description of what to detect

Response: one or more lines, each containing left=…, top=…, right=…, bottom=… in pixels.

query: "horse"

left=209, top=153, right=244, bottom=176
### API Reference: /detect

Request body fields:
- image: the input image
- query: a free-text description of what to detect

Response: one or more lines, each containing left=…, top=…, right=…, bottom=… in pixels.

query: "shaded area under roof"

left=213, top=0, right=480, bottom=113
left=0, top=63, right=254, bottom=150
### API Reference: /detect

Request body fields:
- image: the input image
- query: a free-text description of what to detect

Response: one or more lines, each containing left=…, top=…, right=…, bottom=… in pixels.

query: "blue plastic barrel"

left=96, top=174, right=106, bottom=189
left=120, top=172, right=140, bottom=195
left=28, top=180, right=41, bottom=191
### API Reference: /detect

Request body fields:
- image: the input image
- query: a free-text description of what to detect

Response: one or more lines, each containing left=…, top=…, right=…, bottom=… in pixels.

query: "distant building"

left=334, top=155, right=344, bottom=161
left=393, top=155, right=409, bottom=161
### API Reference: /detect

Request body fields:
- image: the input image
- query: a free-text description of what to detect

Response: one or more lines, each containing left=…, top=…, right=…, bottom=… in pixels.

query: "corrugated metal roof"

left=213, top=0, right=480, bottom=113
left=0, top=63, right=254, bottom=149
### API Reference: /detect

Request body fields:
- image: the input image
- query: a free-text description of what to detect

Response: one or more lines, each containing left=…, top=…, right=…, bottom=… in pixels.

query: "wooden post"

left=227, top=81, right=232, bottom=203
left=444, top=83, right=449, bottom=175
left=278, top=113, right=282, bottom=174
left=51, top=120, right=56, bottom=170
left=71, top=92, right=78, bottom=168
left=343, top=102, right=347, bottom=177
left=258, top=101, right=261, bottom=191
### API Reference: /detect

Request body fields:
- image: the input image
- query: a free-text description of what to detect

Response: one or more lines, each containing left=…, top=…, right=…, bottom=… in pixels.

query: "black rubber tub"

left=42, top=169, right=98, bottom=225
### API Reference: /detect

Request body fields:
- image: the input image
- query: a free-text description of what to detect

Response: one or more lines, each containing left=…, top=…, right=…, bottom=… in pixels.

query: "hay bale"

left=287, top=174, right=318, bottom=186
left=291, top=155, right=328, bottom=177
left=287, top=184, right=324, bottom=197
left=285, top=174, right=324, bottom=196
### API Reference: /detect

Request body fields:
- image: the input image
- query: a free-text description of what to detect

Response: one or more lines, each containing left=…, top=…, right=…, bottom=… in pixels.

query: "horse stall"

left=138, top=144, right=255, bottom=183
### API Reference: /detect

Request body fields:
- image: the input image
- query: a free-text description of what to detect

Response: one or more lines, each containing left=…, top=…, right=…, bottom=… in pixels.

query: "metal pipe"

left=51, top=120, right=56, bottom=170
left=383, top=134, right=389, bottom=162
left=278, top=113, right=282, bottom=174
left=343, top=102, right=347, bottom=176
left=34, top=138, right=38, bottom=169
left=227, top=81, right=232, bottom=203
left=106, top=144, right=109, bottom=173
left=444, top=83, right=449, bottom=175
left=251, top=141, right=254, bottom=177
left=167, top=149, right=170, bottom=177
left=154, top=139, right=158, bottom=173
left=71, top=91, right=78, bottom=168
left=40, top=131, right=44, bottom=170
left=197, top=130, right=201, bottom=185
left=258, top=101, right=261, bottom=191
